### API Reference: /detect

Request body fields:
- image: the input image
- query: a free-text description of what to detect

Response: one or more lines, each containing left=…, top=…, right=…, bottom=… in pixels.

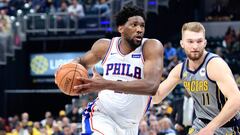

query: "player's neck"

left=188, top=51, right=207, bottom=70
left=119, top=39, right=135, bottom=55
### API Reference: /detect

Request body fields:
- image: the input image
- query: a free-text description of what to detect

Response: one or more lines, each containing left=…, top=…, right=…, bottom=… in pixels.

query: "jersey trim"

left=216, top=85, right=238, bottom=125
left=141, top=42, right=145, bottom=63
left=186, top=52, right=209, bottom=74
left=216, top=85, right=224, bottom=111
left=180, top=61, right=186, bottom=79
left=101, top=38, right=114, bottom=65
left=90, top=105, right=105, bottom=135
left=144, top=96, right=152, bottom=114
left=116, top=38, right=126, bottom=57
left=205, top=56, right=219, bottom=83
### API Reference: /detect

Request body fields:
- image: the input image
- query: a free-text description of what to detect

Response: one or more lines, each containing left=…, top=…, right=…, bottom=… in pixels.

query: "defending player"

left=153, top=22, right=240, bottom=135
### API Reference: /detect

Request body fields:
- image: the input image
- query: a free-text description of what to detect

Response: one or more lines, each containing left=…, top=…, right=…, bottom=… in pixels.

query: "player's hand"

left=92, top=66, right=102, bottom=80
left=196, top=127, right=214, bottom=135
left=74, top=67, right=107, bottom=94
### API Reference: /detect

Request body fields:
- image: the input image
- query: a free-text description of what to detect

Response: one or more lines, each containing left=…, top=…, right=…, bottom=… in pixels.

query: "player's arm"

left=72, top=38, right=110, bottom=69
left=198, top=58, right=240, bottom=134
left=152, top=63, right=182, bottom=104
left=75, top=39, right=164, bottom=95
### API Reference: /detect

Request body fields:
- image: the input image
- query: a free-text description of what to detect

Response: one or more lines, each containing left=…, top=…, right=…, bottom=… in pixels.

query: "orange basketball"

left=55, top=63, right=88, bottom=96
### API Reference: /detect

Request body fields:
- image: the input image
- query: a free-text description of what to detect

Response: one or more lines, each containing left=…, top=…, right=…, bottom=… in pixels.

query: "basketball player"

left=72, top=6, right=163, bottom=134
left=152, top=22, right=240, bottom=135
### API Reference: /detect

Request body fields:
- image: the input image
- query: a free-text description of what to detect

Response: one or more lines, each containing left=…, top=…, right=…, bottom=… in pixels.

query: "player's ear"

left=118, top=26, right=124, bottom=33
left=204, top=39, right=207, bottom=47
left=180, top=40, right=183, bottom=48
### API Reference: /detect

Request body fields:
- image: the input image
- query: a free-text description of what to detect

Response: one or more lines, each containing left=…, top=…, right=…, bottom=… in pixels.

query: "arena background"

left=0, top=0, right=239, bottom=125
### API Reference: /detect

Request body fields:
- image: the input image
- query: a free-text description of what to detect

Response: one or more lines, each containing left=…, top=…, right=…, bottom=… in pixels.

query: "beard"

left=185, top=50, right=204, bottom=61
left=126, top=37, right=142, bottom=49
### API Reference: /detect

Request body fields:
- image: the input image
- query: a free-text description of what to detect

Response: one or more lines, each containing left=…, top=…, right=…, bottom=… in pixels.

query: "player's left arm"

left=75, top=39, right=164, bottom=95
left=199, top=57, right=240, bottom=134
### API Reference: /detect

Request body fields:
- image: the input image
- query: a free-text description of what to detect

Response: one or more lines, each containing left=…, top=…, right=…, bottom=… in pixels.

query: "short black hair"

left=116, top=6, right=145, bottom=27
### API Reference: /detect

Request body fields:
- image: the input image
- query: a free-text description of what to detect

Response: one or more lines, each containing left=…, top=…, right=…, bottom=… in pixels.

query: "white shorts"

left=81, top=100, right=139, bottom=135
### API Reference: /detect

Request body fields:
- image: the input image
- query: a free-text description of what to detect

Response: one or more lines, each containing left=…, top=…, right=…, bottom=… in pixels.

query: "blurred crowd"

left=0, top=0, right=111, bottom=64
left=0, top=2, right=12, bottom=64
left=0, top=0, right=110, bottom=17
left=205, top=0, right=240, bottom=21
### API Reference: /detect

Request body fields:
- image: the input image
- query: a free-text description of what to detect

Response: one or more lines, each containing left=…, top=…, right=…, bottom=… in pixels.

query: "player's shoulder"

left=207, top=55, right=227, bottom=68
left=206, top=55, right=232, bottom=81
left=144, top=38, right=163, bottom=47
left=91, top=38, right=111, bottom=57
left=95, top=38, right=111, bottom=45
left=92, top=38, right=111, bottom=49
left=168, top=63, right=184, bottom=79
left=172, top=63, right=183, bottom=73
left=142, top=38, right=163, bottom=53
left=176, top=62, right=184, bottom=70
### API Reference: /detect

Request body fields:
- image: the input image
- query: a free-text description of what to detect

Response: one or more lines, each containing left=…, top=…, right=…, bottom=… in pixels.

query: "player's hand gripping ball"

left=55, top=63, right=88, bottom=96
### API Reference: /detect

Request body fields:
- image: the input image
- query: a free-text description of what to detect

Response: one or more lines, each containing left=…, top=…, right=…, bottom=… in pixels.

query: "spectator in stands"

left=0, top=6, right=11, bottom=33
left=70, top=123, right=79, bottom=135
left=150, top=120, right=160, bottom=133
left=45, top=116, right=54, bottom=135
left=58, top=110, right=66, bottom=121
left=232, top=28, right=240, bottom=53
left=224, top=26, right=237, bottom=52
left=32, top=122, right=41, bottom=135
left=0, top=0, right=9, bottom=8
left=61, top=117, right=70, bottom=128
left=159, top=100, right=173, bottom=117
left=8, top=115, right=19, bottom=130
left=31, top=0, right=45, bottom=13
left=52, top=122, right=63, bottom=135
left=40, top=111, right=52, bottom=127
left=39, top=127, right=48, bottom=135
left=44, top=0, right=56, bottom=13
left=171, top=90, right=195, bottom=135
left=21, top=112, right=30, bottom=129
left=11, top=122, right=29, bottom=135
left=0, top=117, right=5, bottom=135
left=67, top=106, right=81, bottom=123
left=68, top=0, right=85, bottom=18
left=62, top=125, right=73, bottom=135
left=149, top=129, right=157, bottom=135
left=8, top=0, right=25, bottom=16
left=57, top=1, right=68, bottom=13
left=139, top=119, right=149, bottom=135
left=83, top=0, right=96, bottom=13
left=158, top=117, right=176, bottom=135
left=92, top=0, right=110, bottom=15
left=164, top=42, right=177, bottom=64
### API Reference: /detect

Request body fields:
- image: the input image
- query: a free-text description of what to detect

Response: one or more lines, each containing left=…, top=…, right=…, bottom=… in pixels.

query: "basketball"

left=55, top=63, right=88, bottom=96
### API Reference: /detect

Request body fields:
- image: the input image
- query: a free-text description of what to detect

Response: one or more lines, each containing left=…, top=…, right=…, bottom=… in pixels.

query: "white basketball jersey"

left=97, top=37, right=151, bottom=128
